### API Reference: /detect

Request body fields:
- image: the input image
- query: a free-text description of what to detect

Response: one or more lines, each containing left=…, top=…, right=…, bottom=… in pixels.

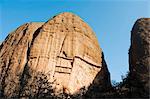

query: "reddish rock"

left=0, top=12, right=111, bottom=98
left=129, top=18, right=150, bottom=97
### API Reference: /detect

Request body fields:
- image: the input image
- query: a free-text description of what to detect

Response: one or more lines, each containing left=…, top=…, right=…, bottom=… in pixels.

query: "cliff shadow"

left=82, top=52, right=113, bottom=98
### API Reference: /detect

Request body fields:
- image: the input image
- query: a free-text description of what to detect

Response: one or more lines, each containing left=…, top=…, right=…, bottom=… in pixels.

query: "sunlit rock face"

left=129, top=18, right=150, bottom=97
left=0, top=22, right=44, bottom=97
left=0, top=12, right=111, bottom=97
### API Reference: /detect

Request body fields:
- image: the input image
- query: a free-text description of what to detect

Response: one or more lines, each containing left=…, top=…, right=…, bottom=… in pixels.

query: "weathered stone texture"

left=129, top=18, right=150, bottom=96
left=0, top=22, right=44, bottom=97
left=0, top=12, right=111, bottom=97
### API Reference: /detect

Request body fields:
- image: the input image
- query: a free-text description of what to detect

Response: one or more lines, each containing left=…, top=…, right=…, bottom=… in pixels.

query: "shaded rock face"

left=129, top=18, right=150, bottom=97
left=0, top=12, right=111, bottom=97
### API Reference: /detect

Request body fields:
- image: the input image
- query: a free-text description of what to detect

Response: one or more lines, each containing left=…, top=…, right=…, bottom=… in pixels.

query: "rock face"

left=129, top=18, right=150, bottom=97
left=0, top=22, right=44, bottom=97
left=0, top=12, right=111, bottom=97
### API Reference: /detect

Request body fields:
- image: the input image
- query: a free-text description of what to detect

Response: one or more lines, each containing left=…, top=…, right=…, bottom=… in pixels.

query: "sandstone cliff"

left=106, top=18, right=150, bottom=98
left=0, top=12, right=149, bottom=98
left=129, top=18, right=150, bottom=98
left=0, top=12, right=111, bottom=98
left=83, top=18, right=150, bottom=98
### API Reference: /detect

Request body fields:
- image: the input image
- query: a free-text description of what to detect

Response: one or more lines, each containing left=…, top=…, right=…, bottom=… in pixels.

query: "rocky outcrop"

left=0, top=12, right=111, bottom=98
left=0, top=22, right=44, bottom=97
left=1, top=12, right=149, bottom=99
left=129, top=18, right=150, bottom=97
left=84, top=18, right=150, bottom=98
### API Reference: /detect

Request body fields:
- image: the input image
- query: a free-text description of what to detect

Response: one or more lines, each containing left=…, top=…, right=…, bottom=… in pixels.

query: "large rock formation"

left=0, top=12, right=111, bottom=98
left=0, top=22, right=44, bottom=97
left=129, top=18, right=150, bottom=97
left=82, top=18, right=150, bottom=98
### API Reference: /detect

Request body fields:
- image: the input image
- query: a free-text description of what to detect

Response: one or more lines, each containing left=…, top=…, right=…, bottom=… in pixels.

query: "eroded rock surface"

left=0, top=12, right=111, bottom=98
left=0, top=22, right=44, bottom=97
left=129, top=18, right=150, bottom=97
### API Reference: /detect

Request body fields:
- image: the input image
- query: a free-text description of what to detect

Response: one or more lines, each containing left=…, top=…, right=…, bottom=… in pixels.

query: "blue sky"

left=0, top=0, right=150, bottom=82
